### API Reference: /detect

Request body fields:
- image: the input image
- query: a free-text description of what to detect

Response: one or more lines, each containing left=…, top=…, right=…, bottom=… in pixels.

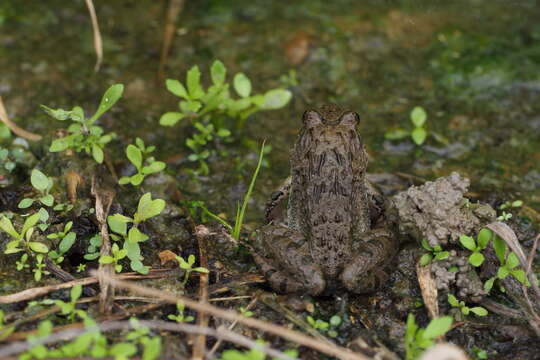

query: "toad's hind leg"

left=341, top=228, right=398, bottom=294
left=251, top=224, right=326, bottom=295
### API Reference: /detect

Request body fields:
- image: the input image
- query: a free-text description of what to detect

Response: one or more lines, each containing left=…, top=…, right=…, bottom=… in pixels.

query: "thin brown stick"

left=84, top=0, right=103, bottom=72
left=207, top=295, right=259, bottom=358
left=0, top=270, right=175, bottom=304
left=193, top=225, right=210, bottom=360
left=158, top=0, right=185, bottom=78
left=0, top=320, right=294, bottom=360
left=0, top=95, right=41, bottom=141
left=95, top=271, right=371, bottom=360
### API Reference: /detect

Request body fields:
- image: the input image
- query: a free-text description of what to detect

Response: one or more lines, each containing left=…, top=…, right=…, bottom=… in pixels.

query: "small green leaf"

left=40, top=105, right=71, bottom=120
left=29, top=242, right=49, bottom=253
left=469, top=252, right=485, bottom=267
left=128, top=227, right=149, bottom=243
left=423, top=316, right=453, bottom=340
left=261, top=89, right=292, bottom=110
left=493, top=235, right=507, bottom=263
left=420, top=253, right=433, bottom=266
left=165, top=79, right=189, bottom=99
left=71, top=284, right=82, bottom=301
left=497, top=266, right=509, bottom=279
left=136, top=193, right=166, bottom=222
left=511, top=269, right=527, bottom=284
left=59, top=232, right=76, bottom=253
left=384, top=129, right=410, bottom=140
left=484, top=277, right=496, bottom=292
left=18, top=198, right=34, bottom=209
left=459, top=235, right=476, bottom=251
left=90, top=84, right=124, bottom=123
left=31, top=169, right=50, bottom=191
left=435, top=251, right=449, bottom=260
left=49, top=138, right=70, bottom=152
left=420, top=238, right=432, bottom=251
left=511, top=200, right=523, bottom=207
left=477, top=228, right=492, bottom=249
left=211, top=60, right=227, bottom=86
left=187, top=65, right=204, bottom=99
left=130, top=173, right=144, bottom=186
left=22, top=213, right=41, bottom=235
left=99, top=256, right=114, bottom=264
left=107, top=214, right=132, bottom=236
left=119, top=176, right=131, bottom=185
left=70, top=106, right=85, bottom=122
left=159, top=112, right=185, bottom=126
left=193, top=267, right=209, bottom=273
left=0, top=217, right=19, bottom=238
left=142, top=161, right=166, bottom=175
left=411, top=127, right=427, bottom=145
left=447, top=294, right=459, bottom=307
left=40, top=194, right=54, bottom=207
left=469, top=307, right=488, bottom=316
left=410, top=106, right=427, bottom=127
left=506, top=252, right=520, bottom=269
left=92, top=144, right=104, bottom=164
left=233, top=73, right=252, bottom=98
left=126, top=144, right=143, bottom=169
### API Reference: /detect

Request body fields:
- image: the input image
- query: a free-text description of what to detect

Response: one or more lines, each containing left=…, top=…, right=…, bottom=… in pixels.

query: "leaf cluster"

left=404, top=314, right=453, bottom=360
left=119, top=138, right=166, bottom=186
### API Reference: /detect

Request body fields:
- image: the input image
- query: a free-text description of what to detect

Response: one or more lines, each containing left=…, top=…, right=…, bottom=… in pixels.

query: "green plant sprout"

left=55, top=284, right=84, bottom=321
left=471, top=347, right=488, bottom=359
left=419, top=239, right=449, bottom=266
left=484, top=235, right=529, bottom=292
left=76, top=263, right=86, bottom=273
left=119, top=138, right=166, bottom=186
left=99, top=243, right=128, bottom=273
left=47, top=220, right=77, bottom=264
left=1, top=212, right=51, bottom=281
left=497, top=199, right=522, bottom=221
left=18, top=169, right=54, bottom=209
left=385, top=106, right=448, bottom=146
left=176, top=254, right=209, bottom=287
left=239, top=306, right=254, bottom=318
left=160, top=60, right=290, bottom=174
left=459, top=228, right=492, bottom=267
left=447, top=294, right=488, bottom=317
left=107, top=193, right=166, bottom=274
left=84, top=234, right=102, bottom=260
left=168, top=301, right=194, bottom=323
left=306, top=314, right=342, bottom=338
left=42, top=84, right=123, bottom=164
left=404, top=313, right=453, bottom=360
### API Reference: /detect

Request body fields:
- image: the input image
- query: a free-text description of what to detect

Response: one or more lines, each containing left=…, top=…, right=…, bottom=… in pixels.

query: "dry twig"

left=84, top=0, right=103, bottom=72
left=0, top=95, right=41, bottom=141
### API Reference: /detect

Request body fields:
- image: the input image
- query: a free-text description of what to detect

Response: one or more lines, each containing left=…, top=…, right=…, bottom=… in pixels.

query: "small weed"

left=176, top=254, right=209, bottom=287
left=107, top=193, right=166, bottom=274
left=55, top=284, right=84, bottom=321
left=404, top=313, right=453, bottom=360
left=419, top=239, right=449, bottom=266
left=18, top=169, right=54, bottom=209
left=168, top=301, right=194, bottom=323
left=42, top=84, right=123, bottom=164
left=46, top=221, right=77, bottom=264
left=119, top=138, right=166, bottom=186
left=99, top=243, right=128, bottom=273
left=459, top=228, right=492, bottom=267
left=484, top=234, right=529, bottom=292
left=385, top=106, right=446, bottom=146
left=447, top=294, right=488, bottom=317
left=306, top=314, right=342, bottom=338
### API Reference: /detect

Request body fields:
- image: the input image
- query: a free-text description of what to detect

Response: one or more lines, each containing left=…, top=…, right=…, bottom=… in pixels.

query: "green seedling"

left=107, top=193, right=166, bottom=274
left=47, top=221, right=77, bottom=264
left=459, top=228, right=492, bottom=267
left=176, top=254, right=209, bottom=287
left=99, top=243, right=128, bottom=273
left=55, top=284, right=84, bottom=322
left=84, top=234, right=102, bottom=260
left=42, top=84, right=123, bottom=164
left=76, top=263, right=86, bottom=273
left=484, top=235, right=529, bottom=292
left=500, top=200, right=523, bottom=210
left=18, top=169, right=54, bottom=209
left=161, top=60, right=291, bottom=174
left=119, top=138, right=166, bottom=186
left=404, top=313, right=453, bottom=360
left=168, top=301, right=194, bottom=323
left=239, top=306, right=254, bottom=318
left=419, top=239, right=449, bottom=265
left=447, top=294, right=488, bottom=317
left=306, top=314, right=342, bottom=338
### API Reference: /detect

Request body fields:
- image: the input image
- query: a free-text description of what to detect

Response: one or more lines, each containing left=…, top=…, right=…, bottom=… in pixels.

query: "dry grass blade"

left=0, top=95, right=42, bottom=141
left=416, top=260, right=439, bottom=319
left=94, top=270, right=372, bottom=360
left=159, top=0, right=185, bottom=77
left=84, top=0, right=103, bottom=72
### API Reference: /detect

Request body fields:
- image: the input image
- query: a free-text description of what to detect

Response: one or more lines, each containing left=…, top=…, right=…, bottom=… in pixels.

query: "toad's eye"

left=339, top=111, right=359, bottom=128
left=302, top=110, right=322, bottom=127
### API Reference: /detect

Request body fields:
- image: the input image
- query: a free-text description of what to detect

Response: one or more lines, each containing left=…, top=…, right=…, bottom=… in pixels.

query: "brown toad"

left=251, top=104, right=399, bottom=295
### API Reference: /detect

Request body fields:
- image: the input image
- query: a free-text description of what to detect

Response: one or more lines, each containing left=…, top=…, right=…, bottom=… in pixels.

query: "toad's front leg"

left=251, top=223, right=326, bottom=295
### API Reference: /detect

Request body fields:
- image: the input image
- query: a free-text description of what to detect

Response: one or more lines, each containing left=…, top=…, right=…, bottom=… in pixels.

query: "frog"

left=250, top=104, right=399, bottom=295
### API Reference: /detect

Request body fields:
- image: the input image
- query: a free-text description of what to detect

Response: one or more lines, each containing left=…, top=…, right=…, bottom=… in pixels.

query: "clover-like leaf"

left=128, top=227, right=149, bottom=243
left=107, top=213, right=132, bottom=236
